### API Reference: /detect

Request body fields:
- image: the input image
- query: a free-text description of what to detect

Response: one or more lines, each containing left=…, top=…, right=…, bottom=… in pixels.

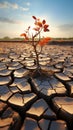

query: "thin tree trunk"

left=33, top=44, right=40, bottom=69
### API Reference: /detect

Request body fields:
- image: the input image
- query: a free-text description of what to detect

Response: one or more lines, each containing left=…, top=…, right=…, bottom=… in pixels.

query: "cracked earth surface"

left=0, top=43, right=73, bottom=130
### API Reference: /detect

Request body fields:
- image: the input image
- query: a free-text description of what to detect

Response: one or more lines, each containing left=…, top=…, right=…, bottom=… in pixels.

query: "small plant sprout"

left=20, top=16, right=51, bottom=73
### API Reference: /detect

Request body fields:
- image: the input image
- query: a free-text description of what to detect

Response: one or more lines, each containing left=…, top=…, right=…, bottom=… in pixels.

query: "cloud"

left=20, top=7, right=29, bottom=11
left=0, top=1, right=29, bottom=11
left=26, top=2, right=31, bottom=6
left=0, top=1, right=18, bottom=9
left=0, top=17, right=22, bottom=24
left=58, top=24, right=73, bottom=31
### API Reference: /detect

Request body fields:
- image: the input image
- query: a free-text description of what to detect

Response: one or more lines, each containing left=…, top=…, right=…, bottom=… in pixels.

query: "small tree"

left=20, top=16, right=51, bottom=73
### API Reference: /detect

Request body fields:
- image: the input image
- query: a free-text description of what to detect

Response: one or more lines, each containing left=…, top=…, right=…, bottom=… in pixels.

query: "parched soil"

left=0, top=41, right=73, bottom=54
left=0, top=41, right=73, bottom=130
left=0, top=41, right=33, bottom=54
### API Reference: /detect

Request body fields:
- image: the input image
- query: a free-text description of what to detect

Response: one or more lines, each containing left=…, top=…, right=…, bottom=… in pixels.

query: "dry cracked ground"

left=0, top=42, right=73, bottom=130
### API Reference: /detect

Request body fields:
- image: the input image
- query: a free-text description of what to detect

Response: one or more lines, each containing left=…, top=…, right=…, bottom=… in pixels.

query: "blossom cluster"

left=20, top=16, right=51, bottom=46
left=32, top=16, right=49, bottom=32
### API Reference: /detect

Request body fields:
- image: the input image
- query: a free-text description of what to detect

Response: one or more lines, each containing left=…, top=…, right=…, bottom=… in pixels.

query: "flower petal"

left=20, top=33, right=26, bottom=37
left=39, top=37, right=51, bottom=46
left=42, top=20, right=46, bottom=24
left=32, top=16, right=37, bottom=20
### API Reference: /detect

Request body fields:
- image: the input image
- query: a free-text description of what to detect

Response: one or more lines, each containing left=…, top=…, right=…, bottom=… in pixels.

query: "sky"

left=0, top=0, right=73, bottom=38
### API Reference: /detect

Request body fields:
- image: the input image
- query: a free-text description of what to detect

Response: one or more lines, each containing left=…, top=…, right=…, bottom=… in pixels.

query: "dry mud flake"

left=0, top=76, right=12, bottom=85
left=0, top=106, right=22, bottom=130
